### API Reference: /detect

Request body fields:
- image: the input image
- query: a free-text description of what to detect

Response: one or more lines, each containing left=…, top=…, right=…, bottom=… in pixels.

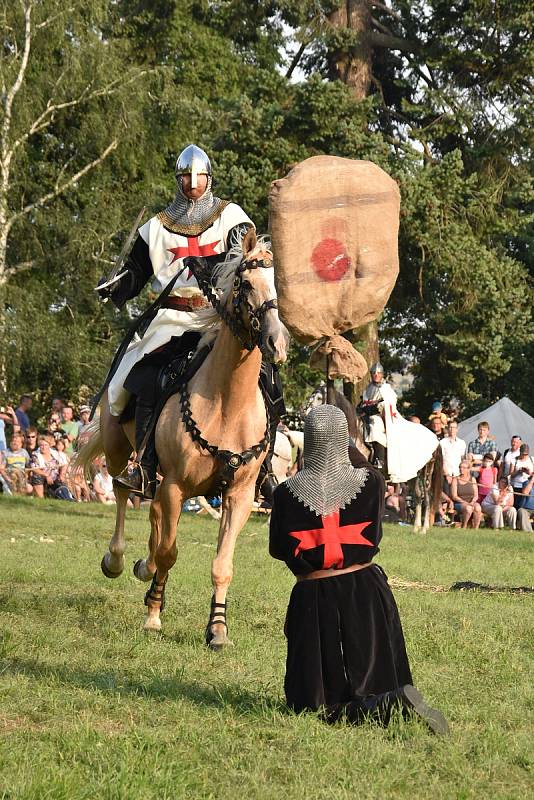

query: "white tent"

left=457, top=397, right=534, bottom=453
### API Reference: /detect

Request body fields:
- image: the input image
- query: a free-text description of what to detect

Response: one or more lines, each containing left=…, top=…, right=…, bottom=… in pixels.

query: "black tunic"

left=269, top=473, right=412, bottom=718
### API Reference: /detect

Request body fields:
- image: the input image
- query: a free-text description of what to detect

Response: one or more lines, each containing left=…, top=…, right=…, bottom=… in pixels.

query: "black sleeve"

left=110, top=235, right=153, bottom=310
left=268, top=489, right=288, bottom=562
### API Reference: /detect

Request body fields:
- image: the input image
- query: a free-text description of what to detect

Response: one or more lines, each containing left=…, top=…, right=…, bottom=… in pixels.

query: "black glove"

left=96, top=276, right=112, bottom=301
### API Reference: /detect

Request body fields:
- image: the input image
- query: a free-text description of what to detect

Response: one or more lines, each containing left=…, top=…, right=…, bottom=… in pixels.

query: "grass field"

left=0, top=496, right=533, bottom=800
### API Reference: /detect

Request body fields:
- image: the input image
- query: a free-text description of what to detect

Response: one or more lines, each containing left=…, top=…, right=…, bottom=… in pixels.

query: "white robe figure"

left=379, top=383, right=438, bottom=482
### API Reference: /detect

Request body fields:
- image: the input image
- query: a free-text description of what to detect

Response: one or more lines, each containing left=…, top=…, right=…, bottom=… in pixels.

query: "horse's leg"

left=143, top=477, right=182, bottom=632
left=101, top=484, right=130, bottom=577
left=133, top=484, right=161, bottom=582
left=207, top=483, right=255, bottom=650
left=100, top=403, right=133, bottom=579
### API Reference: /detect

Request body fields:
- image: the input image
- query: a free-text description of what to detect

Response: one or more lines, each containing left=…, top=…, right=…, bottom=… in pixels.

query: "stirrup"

left=113, top=464, right=155, bottom=499
left=205, top=597, right=228, bottom=646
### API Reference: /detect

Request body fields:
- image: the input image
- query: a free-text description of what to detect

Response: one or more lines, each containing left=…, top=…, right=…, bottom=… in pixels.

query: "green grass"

left=0, top=496, right=533, bottom=800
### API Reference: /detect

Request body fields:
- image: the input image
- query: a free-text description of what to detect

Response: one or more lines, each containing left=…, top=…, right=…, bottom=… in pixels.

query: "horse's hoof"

left=101, top=554, right=124, bottom=579
left=207, top=632, right=234, bottom=651
left=143, top=615, right=161, bottom=632
left=133, top=559, right=154, bottom=582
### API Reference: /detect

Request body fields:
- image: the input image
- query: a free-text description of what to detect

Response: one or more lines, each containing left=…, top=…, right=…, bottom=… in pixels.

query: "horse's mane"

left=212, top=230, right=273, bottom=303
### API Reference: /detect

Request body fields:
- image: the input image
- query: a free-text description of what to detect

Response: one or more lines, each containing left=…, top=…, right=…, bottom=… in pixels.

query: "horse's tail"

left=70, top=416, right=104, bottom=482
left=430, top=443, right=444, bottom=511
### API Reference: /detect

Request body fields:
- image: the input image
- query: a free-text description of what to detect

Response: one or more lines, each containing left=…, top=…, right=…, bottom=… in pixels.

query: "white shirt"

left=502, top=447, right=521, bottom=478
left=440, top=436, right=466, bottom=477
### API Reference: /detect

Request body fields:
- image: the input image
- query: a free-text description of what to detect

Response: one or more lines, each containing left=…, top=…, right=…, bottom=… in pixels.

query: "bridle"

left=196, top=255, right=278, bottom=352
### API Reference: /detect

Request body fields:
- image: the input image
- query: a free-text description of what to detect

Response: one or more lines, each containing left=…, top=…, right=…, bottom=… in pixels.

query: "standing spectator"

left=429, top=416, right=446, bottom=439
left=481, top=478, right=516, bottom=530
left=498, top=435, right=522, bottom=480
left=440, top=421, right=466, bottom=489
left=60, top=405, right=79, bottom=455
left=467, top=421, right=497, bottom=469
left=15, top=394, right=32, bottom=432
left=477, top=454, right=498, bottom=505
left=93, top=460, right=115, bottom=504
left=516, top=473, right=534, bottom=532
left=450, top=460, right=482, bottom=528
left=46, top=413, right=63, bottom=444
left=0, top=433, right=30, bottom=494
left=510, top=444, right=534, bottom=509
left=51, top=397, right=64, bottom=415
left=0, top=404, right=19, bottom=452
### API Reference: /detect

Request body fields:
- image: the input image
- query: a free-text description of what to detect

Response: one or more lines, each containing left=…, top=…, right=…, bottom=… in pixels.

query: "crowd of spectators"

left=1, top=392, right=533, bottom=532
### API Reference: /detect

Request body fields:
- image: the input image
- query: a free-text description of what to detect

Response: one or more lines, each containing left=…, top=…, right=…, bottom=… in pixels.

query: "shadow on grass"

left=1, top=656, right=285, bottom=716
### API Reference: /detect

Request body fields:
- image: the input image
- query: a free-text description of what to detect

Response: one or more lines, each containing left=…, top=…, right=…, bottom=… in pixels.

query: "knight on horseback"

left=96, top=144, right=284, bottom=499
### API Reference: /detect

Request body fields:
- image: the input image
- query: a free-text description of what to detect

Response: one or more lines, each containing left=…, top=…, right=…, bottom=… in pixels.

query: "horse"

left=306, top=383, right=443, bottom=532
left=75, top=230, right=288, bottom=647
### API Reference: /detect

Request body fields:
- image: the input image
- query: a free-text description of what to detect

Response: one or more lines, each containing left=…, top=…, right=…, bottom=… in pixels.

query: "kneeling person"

left=269, top=405, right=448, bottom=733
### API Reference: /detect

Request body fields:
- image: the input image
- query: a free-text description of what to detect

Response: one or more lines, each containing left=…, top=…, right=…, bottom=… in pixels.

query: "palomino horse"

left=75, top=231, right=288, bottom=646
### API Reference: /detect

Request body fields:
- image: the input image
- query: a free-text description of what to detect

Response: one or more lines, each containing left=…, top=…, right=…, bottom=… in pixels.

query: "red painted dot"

left=310, top=238, right=351, bottom=282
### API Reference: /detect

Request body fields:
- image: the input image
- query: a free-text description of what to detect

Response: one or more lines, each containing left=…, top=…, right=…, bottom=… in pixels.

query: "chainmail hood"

left=158, top=176, right=227, bottom=235
left=285, top=405, right=368, bottom=516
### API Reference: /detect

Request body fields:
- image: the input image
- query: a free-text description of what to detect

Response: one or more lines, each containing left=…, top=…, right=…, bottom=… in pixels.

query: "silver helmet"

left=285, top=405, right=368, bottom=517
left=370, top=361, right=384, bottom=375
left=175, top=144, right=212, bottom=189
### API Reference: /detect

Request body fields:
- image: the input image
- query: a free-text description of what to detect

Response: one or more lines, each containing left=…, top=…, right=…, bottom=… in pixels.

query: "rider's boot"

left=255, top=413, right=279, bottom=503
left=113, top=401, right=157, bottom=500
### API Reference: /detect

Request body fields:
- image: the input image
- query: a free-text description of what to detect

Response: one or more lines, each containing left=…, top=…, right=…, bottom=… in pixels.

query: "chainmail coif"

left=163, top=176, right=225, bottom=230
left=285, top=405, right=368, bottom=517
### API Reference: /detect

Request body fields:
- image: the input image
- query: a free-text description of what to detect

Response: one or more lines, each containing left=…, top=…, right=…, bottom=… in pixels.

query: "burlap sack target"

left=269, top=156, right=400, bottom=382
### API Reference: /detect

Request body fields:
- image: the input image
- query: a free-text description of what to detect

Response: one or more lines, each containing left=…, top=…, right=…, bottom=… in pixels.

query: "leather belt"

left=161, top=296, right=210, bottom=311
left=296, top=561, right=373, bottom=582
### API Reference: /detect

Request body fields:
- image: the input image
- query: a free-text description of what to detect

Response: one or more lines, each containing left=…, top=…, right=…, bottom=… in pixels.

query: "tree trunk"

left=328, top=0, right=373, bottom=101
left=328, top=2, right=379, bottom=396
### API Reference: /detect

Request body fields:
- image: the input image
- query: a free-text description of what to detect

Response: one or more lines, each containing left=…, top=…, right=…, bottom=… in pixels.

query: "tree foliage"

left=0, top=0, right=532, bottom=417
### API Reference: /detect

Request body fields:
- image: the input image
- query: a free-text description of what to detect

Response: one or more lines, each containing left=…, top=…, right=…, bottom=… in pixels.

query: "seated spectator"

left=477, top=454, right=498, bottom=505
left=440, top=421, right=466, bottom=490
left=77, top=405, right=92, bottom=444
left=467, top=421, right=497, bottom=469
left=15, top=394, right=32, bottom=432
left=450, top=459, right=482, bottom=528
left=498, top=435, right=522, bottom=480
left=516, top=473, right=534, bottom=532
left=385, top=483, right=407, bottom=521
left=60, top=405, right=79, bottom=455
left=428, top=401, right=448, bottom=430
left=92, top=459, right=115, bottom=504
left=30, top=436, right=73, bottom=500
left=53, top=436, right=70, bottom=469
left=481, top=478, right=516, bottom=530
left=0, top=433, right=30, bottom=494
left=46, top=413, right=63, bottom=444
left=23, top=427, right=39, bottom=458
left=510, top=444, right=533, bottom=510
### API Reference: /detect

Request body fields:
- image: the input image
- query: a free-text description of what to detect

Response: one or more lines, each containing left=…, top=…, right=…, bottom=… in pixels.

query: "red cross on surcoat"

left=289, top=511, right=373, bottom=569
left=167, top=236, right=220, bottom=279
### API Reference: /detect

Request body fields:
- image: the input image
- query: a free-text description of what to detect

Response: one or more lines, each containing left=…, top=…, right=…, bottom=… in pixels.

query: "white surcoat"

left=363, top=381, right=438, bottom=482
left=108, top=203, right=252, bottom=416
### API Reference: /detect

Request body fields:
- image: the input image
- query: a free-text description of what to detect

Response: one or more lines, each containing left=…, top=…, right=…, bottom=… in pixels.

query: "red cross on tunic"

left=167, top=236, right=220, bottom=279
left=289, top=511, right=373, bottom=569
